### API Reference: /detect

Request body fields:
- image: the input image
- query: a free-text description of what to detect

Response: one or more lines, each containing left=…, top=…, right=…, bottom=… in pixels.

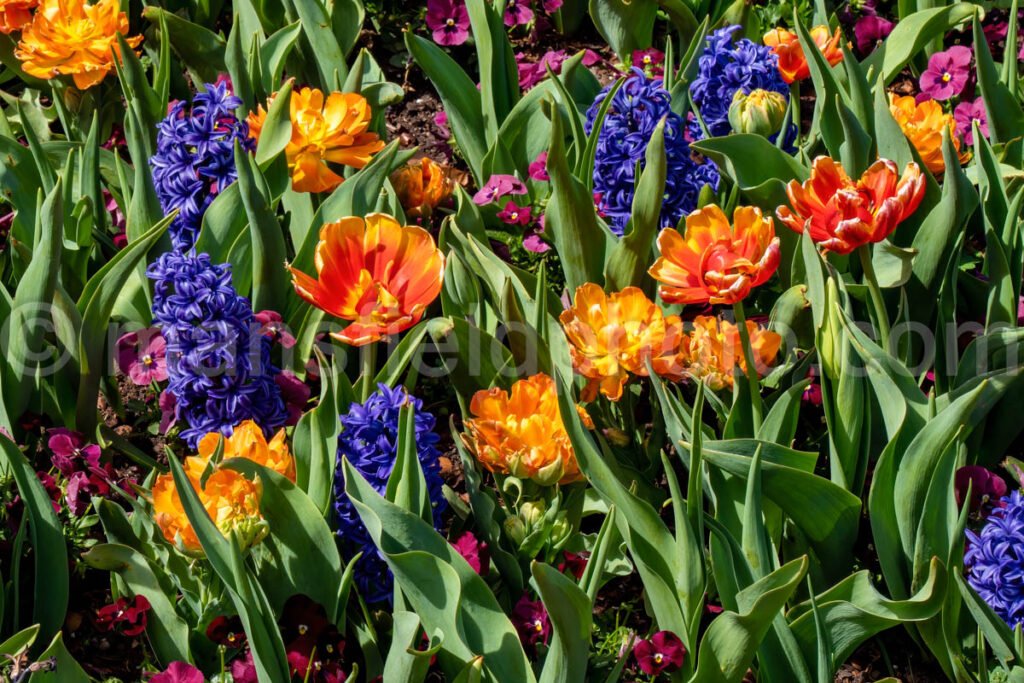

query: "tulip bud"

left=549, top=517, right=572, bottom=545
left=504, top=516, right=526, bottom=545
left=728, top=89, right=788, bottom=138
left=519, top=500, right=547, bottom=528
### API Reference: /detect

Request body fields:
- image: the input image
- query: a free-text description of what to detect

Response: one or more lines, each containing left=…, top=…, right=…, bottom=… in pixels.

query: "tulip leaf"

left=787, top=558, right=945, bottom=667
left=142, top=7, right=227, bottom=83
left=404, top=32, right=487, bottom=183
left=383, top=611, right=435, bottom=683
left=81, top=543, right=191, bottom=666
left=688, top=556, right=808, bottom=683
left=588, top=0, right=659, bottom=60
left=75, top=214, right=171, bottom=435
left=862, top=5, right=978, bottom=85
left=0, top=625, right=39, bottom=658
left=956, top=571, right=1022, bottom=664
left=871, top=241, right=916, bottom=289
left=260, top=22, right=304, bottom=97
left=534, top=561, right=592, bottom=683
left=26, top=633, right=89, bottom=683
left=292, top=348, right=341, bottom=514
left=465, top=0, right=519, bottom=142
left=426, top=317, right=514, bottom=399
left=0, top=437, right=68, bottom=653
left=385, top=403, right=434, bottom=526
left=691, top=135, right=808, bottom=207
left=254, top=79, right=294, bottom=165
left=343, top=459, right=536, bottom=681
left=234, top=141, right=289, bottom=312
left=973, top=16, right=1024, bottom=143
left=286, top=0, right=348, bottom=88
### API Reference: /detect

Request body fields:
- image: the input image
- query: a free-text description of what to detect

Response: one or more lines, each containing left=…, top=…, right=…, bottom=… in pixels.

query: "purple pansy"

left=528, top=151, right=549, bottom=181
left=426, top=0, right=470, bottom=46
left=116, top=329, right=168, bottom=386
left=919, top=45, right=972, bottom=100
left=954, top=97, right=989, bottom=145
left=496, top=201, right=533, bottom=226
left=504, top=0, right=534, bottom=27
left=473, top=174, right=528, bottom=205
left=853, top=15, right=894, bottom=54
left=634, top=631, right=687, bottom=675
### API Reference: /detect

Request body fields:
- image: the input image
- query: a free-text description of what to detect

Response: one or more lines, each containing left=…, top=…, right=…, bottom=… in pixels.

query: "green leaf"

left=343, top=459, right=536, bottom=681
left=142, top=7, right=227, bottom=83
left=534, top=562, right=593, bottom=683
left=465, top=0, right=519, bottom=142
left=291, top=0, right=349, bottom=87
left=234, top=142, right=289, bottom=312
left=688, top=557, right=809, bottom=683
left=863, top=5, right=978, bottom=85
left=225, top=459, right=343, bottom=615
left=27, top=633, right=88, bottom=683
left=255, top=79, right=294, bottom=165
left=788, top=558, right=946, bottom=667
left=973, top=16, right=1024, bottom=143
left=0, top=437, right=68, bottom=651
left=75, top=215, right=171, bottom=434
left=691, top=135, right=808, bottom=206
left=293, top=349, right=341, bottom=513
left=404, top=32, right=487, bottom=183
left=385, top=403, right=434, bottom=526
left=588, top=0, right=659, bottom=60
left=544, top=109, right=612, bottom=292
left=260, top=22, right=303, bottom=96
left=81, top=544, right=191, bottom=665
left=605, top=117, right=665, bottom=292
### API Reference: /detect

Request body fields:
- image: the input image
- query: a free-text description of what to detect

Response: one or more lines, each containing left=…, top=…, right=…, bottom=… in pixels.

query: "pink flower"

left=516, top=50, right=569, bottom=90
left=159, top=389, right=178, bottom=434
left=802, top=366, right=822, bottom=407
left=523, top=214, right=550, bottom=253
left=451, top=531, right=490, bottom=574
left=96, top=595, right=151, bottom=638
left=955, top=465, right=1007, bottom=516
left=48, top=428, right=101, bottom=477
left=558, top=551, right=588, bottom=578
left=151, top=661, right=204, bottom=683
left=542, top=0, right=562, bottom=11
left=511, top=594, right=550, bottom=649
left=473, top=174, right=527, bottom=205
left=954, top=97, right=989, bottom=145
left=919, top=45, right=972, bottom=100
left=426, top=0, right=470, bottom=46
left=632, top=48, right=665, bottom=76
left=255, top=310, right=296, bottom=348
left=853, top=15, right=894, bottom=55
left=36, top=471, right=61, bottom=514
left=634, top=631, right=687, bottom=675
left=582, top=49, right=602, bottom=66
left=504, top=0, right=534, bottom=27
left=230, top=652, right=258, bottom=683
left=116, top=329, right=168, bottom=385
left=434, top=111, right=450, bottom=139
left=275, top=371, right=311, bottom=426
left=496, top=201, right=532, bottom=226
left=528, top=151, right=549, bottom=181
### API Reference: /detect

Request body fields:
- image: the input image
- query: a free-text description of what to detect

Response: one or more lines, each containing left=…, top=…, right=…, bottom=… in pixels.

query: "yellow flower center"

left=298, top=624, right=308, bottom=635
left=447, top=18, right=455, bottom=26
left=654, top=653, right=664, bottom=664
left=942, top=72, right=951, bottom=83
left=142, top=354, right=153, bottom=366
left=510, top=211, right=519, bottom=221
left=534, top=620, right=544, bottom=632
left=643, top=56, right=652, bottom=64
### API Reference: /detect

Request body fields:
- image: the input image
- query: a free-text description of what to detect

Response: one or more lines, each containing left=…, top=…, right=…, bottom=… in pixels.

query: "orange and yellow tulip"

left=685, top=316, right=782, bottom=390
left=197, top=420, right=295, bottom=483
left=15, top=0, right=141, bottom=90
left=289, top=213, right=445, bottom=346
left=390, top=157, right=454, bottom=218
left=649, top=204, right=780, bottom=306
left=776, top=156, right=926, bottom=254
left=0, top=0, right=37, bottom=34
left=248, top=87, right=385, bottom=193
left=763, top=25, right=844, bottom=84
left=559, top=283, right=688, bottom=402
left=463, top=373, right=583, bottom=486
left=889, top=94, right=970, bottom=174
left=152, top=463, right=264, bottom=555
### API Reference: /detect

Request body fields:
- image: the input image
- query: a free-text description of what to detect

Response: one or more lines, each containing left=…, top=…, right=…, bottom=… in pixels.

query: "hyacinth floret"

left=151, top=82, right=253, bottom=251
left=584, top=67, right=718, bottom=236
left=965, top=489, right=1024, bottom=628
left=689, top=25, right=790, bottom=139
left=148, top=251, right=287, bottom=448
left=334, top=384, right=446, bottom=604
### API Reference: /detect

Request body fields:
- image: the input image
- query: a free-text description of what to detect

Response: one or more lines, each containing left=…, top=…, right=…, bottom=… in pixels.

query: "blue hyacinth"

left=334, top=385, right=447, bottom=604
left=150, top=82, right=253, bottom=252
left=148, top=250, right=287, bottom=448
left=965, top=490, right=1024, bottom=628
left=584, top=67, right=718, bottom=236
left=689, top=25, right=791, bottom=140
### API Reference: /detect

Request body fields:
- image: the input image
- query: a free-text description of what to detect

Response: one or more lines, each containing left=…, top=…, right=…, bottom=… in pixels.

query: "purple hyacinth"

left=584, top=68, right=718, bottom=236
left=965, top=489, right=1024, bottom=628
left=334, top=385, right=447, bottom=604
left=147, top=251, right=287, bottom=448
left=689, top=25, right=790, bottom=139
left=150, top=82, right=253, bottom=252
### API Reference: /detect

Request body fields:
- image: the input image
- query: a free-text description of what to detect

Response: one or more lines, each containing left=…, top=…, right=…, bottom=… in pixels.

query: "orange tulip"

left=763, top=25, right=844, bottom=84
left=0, top=0, right=37, bottom=34
left=289, top=213, right=445, bottom=346
left=390, top=157, right=454, bottom=218
left=152, top=463, right=264, bottom=555
left=248, top=87, right=385, bottom=193
left=685, top=316, right=781, bottom=390
left=15, top=0, right=141, bottom=89
left=776, top=156, right=925, bottom=254
left=197, top=420, right=295, bottom=483
left=559, top=283, right=688, bottom=401
left=649, top=204, right=780, bottom=306
left=463, top=373, right=583, bottom=486
left=888, top=94, right=970, bottom=174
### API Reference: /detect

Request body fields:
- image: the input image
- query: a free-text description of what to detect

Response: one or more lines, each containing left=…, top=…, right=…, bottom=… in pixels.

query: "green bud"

left=519, top=500, right=546, bottom=528
left=728, top=89, right=788, bottom=137
left=504, top=516, right=526, bottom=545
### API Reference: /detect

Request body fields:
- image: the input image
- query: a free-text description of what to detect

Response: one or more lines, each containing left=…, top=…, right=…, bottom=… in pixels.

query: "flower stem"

left=732, top=300, right=763, bottom=434
left=858, top=245, right=890, bottom=350
left=790, top=80, right=801, bottom=142
left=359, top=342, right=378, bottom=402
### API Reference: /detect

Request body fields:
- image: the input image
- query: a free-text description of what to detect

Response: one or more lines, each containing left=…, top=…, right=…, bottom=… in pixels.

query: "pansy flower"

left=116, top=328, right=168, bottom=386
left=425, top=0, right=470, bottom=46
left=919, top=45, right=972, bottom=100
